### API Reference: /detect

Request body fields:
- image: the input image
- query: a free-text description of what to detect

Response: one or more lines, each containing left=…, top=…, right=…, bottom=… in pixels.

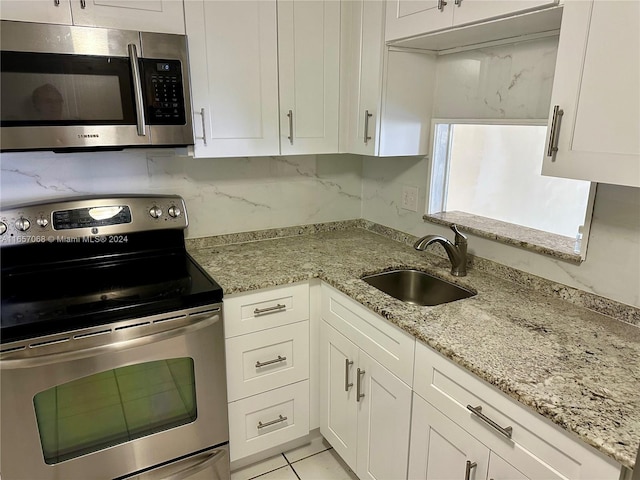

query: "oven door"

left=0, top=304, right=228, bottom=480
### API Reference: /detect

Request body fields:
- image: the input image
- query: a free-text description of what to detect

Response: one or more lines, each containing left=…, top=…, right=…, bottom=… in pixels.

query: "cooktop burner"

left=0, top=195, right=223, bottom=344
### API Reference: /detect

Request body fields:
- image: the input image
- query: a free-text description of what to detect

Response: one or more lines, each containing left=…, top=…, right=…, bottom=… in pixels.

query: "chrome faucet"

left=414, top=224, right=468, bottom=277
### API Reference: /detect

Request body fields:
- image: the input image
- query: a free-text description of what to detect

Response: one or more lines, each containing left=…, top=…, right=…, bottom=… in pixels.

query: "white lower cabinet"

left=224, top=282, right=311, bottom=462
left=411, top=340, right=621, bottom=480
left=320, top=283, right=415, bottom=480
left=321, top=321, right=412, bottom=480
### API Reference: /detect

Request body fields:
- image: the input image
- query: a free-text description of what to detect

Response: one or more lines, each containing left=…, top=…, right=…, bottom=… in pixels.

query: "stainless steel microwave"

left=0, top=21, right=193, bottom=152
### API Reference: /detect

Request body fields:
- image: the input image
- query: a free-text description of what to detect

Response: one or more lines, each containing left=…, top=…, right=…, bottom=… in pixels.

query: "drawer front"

left=226, top=321, right=309, bottom=401
left=321, top=283, right=415, bottom=386
left=228, top=380, right=310, bottom=462
left=224, top=282, right=310, bottom=338
left=413, top=342, right=620, bottom=480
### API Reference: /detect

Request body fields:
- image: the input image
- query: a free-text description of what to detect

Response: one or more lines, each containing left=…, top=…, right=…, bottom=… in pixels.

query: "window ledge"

left=423, top=211, right=583, bottom=264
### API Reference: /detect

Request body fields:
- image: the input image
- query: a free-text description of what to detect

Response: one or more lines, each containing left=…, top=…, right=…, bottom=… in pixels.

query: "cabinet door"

left=356, top=350, right=412, bottom=480
left=343, top=0, right=385, bottom=156
left=70, top=0, right=185, bottom=34
left=451, top=0, right=558, bottom=28
left=185, top=0, right=280, bottom=158
left=385, top=0, right=453, bottom=42
left=320, top=322, right=359, bottom=471
left=278, top=0, right=340, bottom=155
left=408, top=393, right=490, bottom=480
left=541, top=0, right=640, bottom=187
left=487, top=451, right=529, bottom=480
left=0, top=0, right=72, bottom=24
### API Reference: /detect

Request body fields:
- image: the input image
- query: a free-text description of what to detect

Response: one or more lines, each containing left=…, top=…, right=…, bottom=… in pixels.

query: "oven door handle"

left=127, top=448, right=227, bottom=480
left=1, top=310, right=220, bottom=370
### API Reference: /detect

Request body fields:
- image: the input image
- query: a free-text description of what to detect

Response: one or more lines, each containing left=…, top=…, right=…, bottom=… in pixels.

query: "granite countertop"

left=188, top=227, right=640, bottom=470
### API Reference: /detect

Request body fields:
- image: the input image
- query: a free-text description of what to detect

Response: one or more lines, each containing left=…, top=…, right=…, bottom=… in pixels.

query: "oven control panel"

left=0, top=195, right=188, bottom=245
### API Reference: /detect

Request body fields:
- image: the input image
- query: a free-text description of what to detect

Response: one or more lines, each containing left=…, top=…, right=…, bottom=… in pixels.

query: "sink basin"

left=361, top=269, right=475, bottom=306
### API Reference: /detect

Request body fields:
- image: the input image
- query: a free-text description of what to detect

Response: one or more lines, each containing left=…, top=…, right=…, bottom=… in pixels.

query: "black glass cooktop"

left=1, top=247, right=222, bottom=344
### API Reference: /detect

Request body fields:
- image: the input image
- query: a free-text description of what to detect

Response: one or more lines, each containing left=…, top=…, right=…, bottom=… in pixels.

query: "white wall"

left=0, top=150, right=363, bottom=238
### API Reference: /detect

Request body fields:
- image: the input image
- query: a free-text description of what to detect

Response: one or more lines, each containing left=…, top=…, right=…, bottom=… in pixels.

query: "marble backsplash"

left=0, top=150, right=363, bottom=239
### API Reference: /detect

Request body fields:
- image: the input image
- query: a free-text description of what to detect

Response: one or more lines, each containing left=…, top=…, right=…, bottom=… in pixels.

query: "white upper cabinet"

left=278, top=0, right=340, bottom=155
left=341, top=0, right=436, bottom=157
left=185, top=0, right=280, bottom=158
left=0, top=0, right=73, bottom=25
left=541, top=0, right=640, bottom=187
left=1, top=0, right=185, bottom=34
left=385, top=0, right=558, bottom=42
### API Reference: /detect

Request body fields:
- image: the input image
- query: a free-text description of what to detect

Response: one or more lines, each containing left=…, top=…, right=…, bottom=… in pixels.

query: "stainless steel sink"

left=361, top=269, right=475, bottom=306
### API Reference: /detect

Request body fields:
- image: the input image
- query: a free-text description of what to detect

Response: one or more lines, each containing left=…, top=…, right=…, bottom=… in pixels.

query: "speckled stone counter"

left=188, top=227, right=640, bottom=470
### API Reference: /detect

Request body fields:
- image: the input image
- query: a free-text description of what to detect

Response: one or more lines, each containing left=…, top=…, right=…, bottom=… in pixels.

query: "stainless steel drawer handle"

left=345, top=359, right=353, bottom=391
left=546, top=104, right=564, bottom=159
left=364, top=110, right=373, bottom=144
left=253, top=304, right=286, bottom=316
left=356, top=368, right=365, bottom=402
left=464, top=460, right=477, bottom=480
left=257, top=414, right=288, bottom=430
left=80, top=0, right=86, bottom=8
left=255, top=355, right=287, bottom=368
left=54, top=0, right=60, bottom=6
left=437, top=0, right=447, bottom=11
left=466, top=405, right=513, bottom=439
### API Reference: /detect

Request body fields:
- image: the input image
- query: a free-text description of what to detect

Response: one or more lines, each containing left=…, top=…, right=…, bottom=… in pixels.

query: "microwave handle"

left=128, top=43, right=147, bottom=137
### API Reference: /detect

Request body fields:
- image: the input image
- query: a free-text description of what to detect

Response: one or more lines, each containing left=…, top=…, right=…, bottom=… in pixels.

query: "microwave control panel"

left=143, top=59, right=187, bottom=126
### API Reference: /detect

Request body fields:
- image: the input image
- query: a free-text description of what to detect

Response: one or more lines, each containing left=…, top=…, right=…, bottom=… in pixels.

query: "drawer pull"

left=257, top=414, right=288, bottom=430
left=254, top=304, right=286, bottom=316
left=464, top=461, right=477, bottom=480
left=356, top=368, right=365, bottom=402
left=466, top=405, right=513, bottom=439
left=255, top=355, right=287, bottom=368
left=345, top=359, right=354, bottom=391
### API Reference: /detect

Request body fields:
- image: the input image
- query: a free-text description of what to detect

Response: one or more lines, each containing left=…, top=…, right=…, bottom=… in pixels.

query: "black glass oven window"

left=33, top=358, right=197, bottom=465
left=0, top=51, right=135, bottom=126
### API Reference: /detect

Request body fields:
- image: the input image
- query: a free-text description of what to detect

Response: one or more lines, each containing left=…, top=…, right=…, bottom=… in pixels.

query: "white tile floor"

left=231, top=435, right=358, bottom=480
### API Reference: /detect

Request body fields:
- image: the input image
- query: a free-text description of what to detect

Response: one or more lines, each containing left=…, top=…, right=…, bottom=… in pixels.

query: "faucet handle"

left=450, top=224, right=467, bottom=245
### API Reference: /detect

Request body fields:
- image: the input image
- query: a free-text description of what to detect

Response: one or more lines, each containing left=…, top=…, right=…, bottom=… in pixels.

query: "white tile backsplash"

left=0, top=151, right=363, bottom=239
left=433, top=36, right=558, bottom=119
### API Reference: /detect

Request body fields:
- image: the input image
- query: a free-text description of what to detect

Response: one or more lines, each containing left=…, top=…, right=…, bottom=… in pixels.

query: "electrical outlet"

left=401, top=185, right=419, bottom=212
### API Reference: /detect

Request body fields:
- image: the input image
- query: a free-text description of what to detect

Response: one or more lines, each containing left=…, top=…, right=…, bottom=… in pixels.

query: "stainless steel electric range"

left=0, top=195, right=229, bottom=480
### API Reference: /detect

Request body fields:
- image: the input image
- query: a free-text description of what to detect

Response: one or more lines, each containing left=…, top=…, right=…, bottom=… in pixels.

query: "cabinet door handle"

left=364, top=110, right=373, bottom=144
left=546, top=104, right=564, bottom=159
left=356, top=368, right=365, bottom=402
left=253, top=303, right=286, bottom=316
left=257, top=414, right=287, bottom=430
left=437, top=0, right=447, bottom=11
left=454, top=0, right=462, bottom=5
left=195, top=108, right=207, bottom=146
left=466, top=405, right=513, bottom=439
left=80, top=0, right=86, bottom=8
left=287, top=110, right=294, bottom=145
left=54, top=0, right=60, bottom=6
left=255, top=355, right=287, bottom=368
left=464, top=461, right=477, bottom=480
left=345, top=359, right=354, bottom=391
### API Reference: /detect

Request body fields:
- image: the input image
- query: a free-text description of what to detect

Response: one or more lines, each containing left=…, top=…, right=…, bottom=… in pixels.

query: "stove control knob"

left=0, top=222, right=6, bottom=235
left=168, top=206, right=181, bottom=218
left=149, top=206, right=162, bottom=219
left=37, top=217, right=49, bottom=228
left=15, top=217, right=31, bottom=232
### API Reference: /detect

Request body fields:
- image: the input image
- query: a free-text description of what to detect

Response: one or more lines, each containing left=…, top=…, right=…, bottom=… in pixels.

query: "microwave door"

left=0, top=50, right=151, bottom=151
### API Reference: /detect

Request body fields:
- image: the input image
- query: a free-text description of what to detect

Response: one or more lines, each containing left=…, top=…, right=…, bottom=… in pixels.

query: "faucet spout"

left=413, top=225, right=468, bottom=277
